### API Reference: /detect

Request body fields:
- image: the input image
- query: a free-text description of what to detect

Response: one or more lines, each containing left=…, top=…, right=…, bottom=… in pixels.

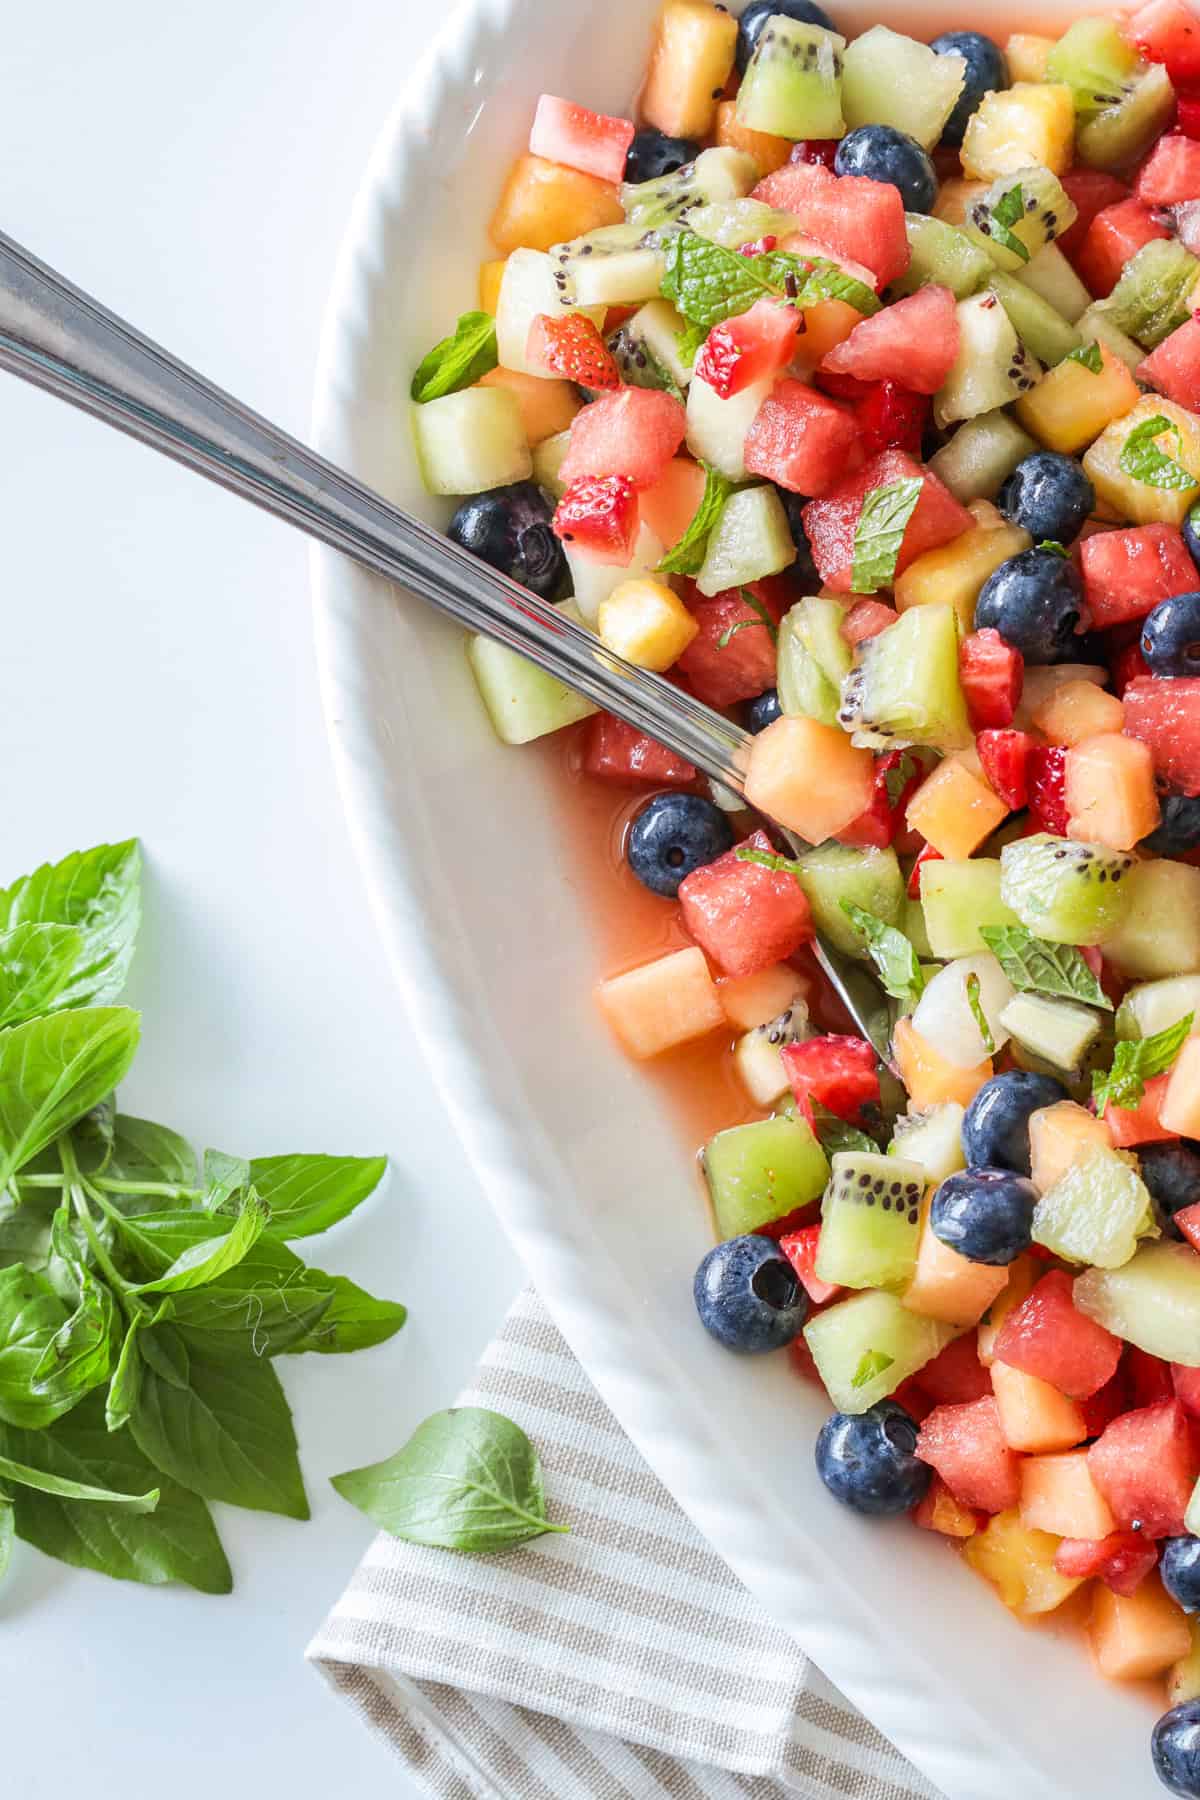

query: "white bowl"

left=310, top=7, right=1159, bottom=1796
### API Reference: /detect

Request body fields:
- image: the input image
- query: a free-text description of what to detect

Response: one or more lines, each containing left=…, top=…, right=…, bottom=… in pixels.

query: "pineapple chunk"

left=895, top=501, right=1031, bottom=631
left=642, top=0, right=738, bottom=140
left=961, top=83, right=1076, bottom=179
left=1083, top=394, right=1200, bottom=526
left=1015, top=345, right=1141, bottom=455
left=597, top=578, right=698, bottom=671
left=1005, top=33, right=1056, bottom=82
left=478, top=257, right=508, bottom=315
left=906, top=756, right=1010, bottom=859
left=964, top=1508, right=1084, bottom=1615
left=595, top=946, right=724, bottom=1058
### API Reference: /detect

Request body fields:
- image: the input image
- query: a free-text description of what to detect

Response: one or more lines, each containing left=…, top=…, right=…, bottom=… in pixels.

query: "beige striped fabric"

left=308, top=1289, right=941, bottom=1800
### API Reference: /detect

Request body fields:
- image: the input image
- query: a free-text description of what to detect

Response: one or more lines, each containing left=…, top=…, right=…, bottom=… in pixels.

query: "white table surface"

left=1, top=2, right=521, bottom=1792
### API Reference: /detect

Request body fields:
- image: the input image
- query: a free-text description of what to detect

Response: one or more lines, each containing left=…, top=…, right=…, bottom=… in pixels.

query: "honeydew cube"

left=1065, top=732, right=1161, bottom=852
left=964, top=1509, right=1084, bottom=1615
left=803, top=1289, right=958, bottom=1413
left=1116, top=976, right=1200, bottom=1043
left=841, top=26, right=966, bottom=149
left=1020, top=1450, right=1115, bottom=1540
left=1000, top=993, right=1103, bottom=1074
left=906, top=758, right=1010, bottom=861
left=1029, top=1101, right=1115, bottom=1194
left=1015, top=346, right=1141, bottom=456
left=961, top=83, right=1076, bottom=179
left=1083, top=395, right=1200, bottom=527
left=929, top=410, right=1039, bottom=503
left=412, top=387, right=532, bottom=496
left=1017, top=243, right=1092, bottom=324
left=978, top=1254, right=1039, bottom=1364
left=597, top=578, right=699, bottom=671
left=744, top=716, right=875, bottom=845
left=894, top=506, right=1031, bottom=632
left=893, top=1015, right=994, bottom=1110
left=1162, top=1038, right=1200, bottom=1138
left=718, top=964, right=806, bottom=1031
left=595, top=946, right=723, bottom=1059
left=991, top=1360, right=1087, bottom=1452
left=1075, top=1241, right=1200, bottom=1367
left=686, top=373, right=774, bottom=481
left=467, top=600, right=598, bottom=745
left=489, top=154, right=623, bottom=256
left=1089, top=1579, right=1193, bottom=1681
left=1102, top=859, right=1200, bottom=980
left=1168, top=1620, right=1200, bottom=1707
left=903, top=1197, right=1010, bottom=1326
left=495, top=248, right=606, bottom=375
left=1032, top=1146, right=1157, bottom=1269
left=1079, top=302, right=1146, bottom=374
left=532, top=427, right=573, bottom=498
left=921, top=860, right=1022, bottom=959
left=696, top=484, right=797, bottom=596
left=642, top=0, right=739, bottom=140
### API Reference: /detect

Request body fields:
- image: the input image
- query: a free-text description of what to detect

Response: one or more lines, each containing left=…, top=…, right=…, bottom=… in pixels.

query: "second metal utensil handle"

left=0, top=229, right=750, bottom=789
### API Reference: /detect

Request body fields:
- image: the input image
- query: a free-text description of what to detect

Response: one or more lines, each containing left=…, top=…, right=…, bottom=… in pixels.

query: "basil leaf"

left=0, top=1391, right=231, bottom=1592
left=331, top=1406, right=567, bottom=1551
left=851, top=1348, right=894, bottom=1389
left=230, top=1153, right=389, bottom=1240
left=0, top=840, right=140, bottom=1009
left=0, top=1447, right=156, bottom=1510
left=841, top=902, right=925, bottom=1008
left=1065, top=341, right=1104, bottom=373
left=20, top=1101, right=116, bottom=1186
left=655, top=464, right=733, bottom=576
left=129, top=1323, right=308, bottom=1519
left=282, top=1270, right=407, bottom=1356
left=200, top=1149, right=251, bottom=1212
left=984, top=184, right=1030, bottom=262
left=965, top=971, right=996, bottom=1055
left=159, top=1270, right=332, bottom=1358
left=0, top=924, right=83, bottom=1028
left=978, top=925, right=1112, bottom=1010
left=0, top=1007, right=140, bottom=1191
left=1093, top=1012, right=1194, bottom=1114
left=1119, top=414, right=1195, bottom=490
left=132, top=1190, right=269, bottom=1296
left=106, top=1315, right=143, bottom=1432
left=0, top=1265, right=74, bottom=1428
left=104, top=1115, right=198, bottom=1191
left=662, top=231, right=880, bottom=342
left=30, top=1264, right=117, bottom=1410
left=109, top=1209, right=259, bottom=1280
left=410, top=311, right=499, bottom=403
left=0, top=1198, right=54, bottom=1274
left=849, top=477, right=923, bottom=594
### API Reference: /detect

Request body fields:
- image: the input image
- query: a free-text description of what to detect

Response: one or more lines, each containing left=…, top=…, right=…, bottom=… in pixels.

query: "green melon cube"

left=1116, top=976, right=1200, bottom=1042
left=1101, top=860, right=1200, bottom=980
left=795, top=845, right=905, bottom=959
left=1032, top=1146, right=1158, bottom=1269
left=1075, top=1241, right=1200, bottom=1368
left=929, top=410, right=1039, bottom=503
left=891, top=214, right=993, bottom=300
left=703, top=1116, right=830, bottom=1239
left=920, top=859, right=1020, bottom=959
left=467, top=602, right=597, bottom=744
left=412, top=387, right=532, bottom=496
left=999, top=993, right=1103, bottom=1073
left=803, top=1289, right=959, bottom=1413
left=841, top=26, right=966, bottom=149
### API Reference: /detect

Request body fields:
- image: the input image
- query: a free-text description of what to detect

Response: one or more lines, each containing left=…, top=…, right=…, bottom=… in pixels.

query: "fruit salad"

left=409, top=1, right=1200, bottom=1790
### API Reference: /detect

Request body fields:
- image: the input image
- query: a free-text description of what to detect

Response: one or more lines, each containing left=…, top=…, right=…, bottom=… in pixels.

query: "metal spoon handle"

left=0, top=228, right=749, bottom=790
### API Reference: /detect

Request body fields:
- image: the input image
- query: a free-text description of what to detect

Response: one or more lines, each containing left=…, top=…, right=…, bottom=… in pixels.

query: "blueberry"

left=1153, top=1700, right=1200, bottom=1799
left=1142, top=591, right=1200, bottom=678
left=974, top=548, right=1087, bottom=663
left=447, top=481, right=567, bottom=601
left=624, top=127, right=700, bottom=185
left=963, top=1071, right=1069, bottom=1175
left=736, top=0, right=836, bottom=73
left=931, top=31, right=1008, bottom=147
left=694, top=1234, right=808, bottom=1352
left=1185, top=502, right=1200, bottom=573
left=1138, top=1142, right=1200, bottom=1235
left=997, top=452, right=1095, bottom=548
left=834, top=125, right=937, bottom=213
left=1163, top=1538, right=1200, bottom=1613
left=930, top=1168, right=1039, bottom=1265
left=1142, top=796, right=1200, bottom=857
left=626, top=792, right=734, bottom=898
left=778, top=490, right=820, bottom=589
left=815, top=1402, right=931, bottom=1515
left=745, top=688, right=782, bottom=734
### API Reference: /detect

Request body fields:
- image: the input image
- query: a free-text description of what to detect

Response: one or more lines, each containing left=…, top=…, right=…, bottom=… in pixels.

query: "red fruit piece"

left=528, top=95, right=635, bottom=186
left=907, top=840, right=943, bottom=898
left=790, top=139, right=840, bottom=168
left=694, top=298, right=801, bottom=398
left=916, top=1397, right=1022, bottom=1515
left=1113, top=639, right=1153, bottom=693
left=1173, top=1363, right=1200, bottom=1417
left=892, top=1376, right=935, bottom=1423
left=1139, top=316, right=1200, bottom=412
left=1176, top=1202, right=1200, bottom=1250
left=993, top=1268, right=1123, bottom=1399
left=843, top=599, right=899, bottom=645
left=1027, top=745, right=1070, bottom=833
left=856, top=382, right=929, bottom=459
left=778, top=1223, right=842, bottom=1305
left=959, top=629, right=1024, bottom=730
left=1074, top=199, right=1171, bottom=298
left=1136, top=134, right=1200, bottom=207
left=552, top=475, right=639, bottom=563
left=1179, top=94, right=1200, bottom=138
left=1129, top=0, right=1200, bottom=82
left=752, top=161, right=910, bottom=287
left=1126, top=1345, right=1177, bottom=1409
left=581, top=713, right=697, bottom=787
left=527, top=312, right=621, bottom=388
left=920, top=1334, right=993, bottom=1405
left=1124, top=677, right=1200, bottom=795
left=678, top=828, right=813, bottom=978
left=839, top=748, right=928, bottom=848
left=977, top=728, right=1036, bottom=810
left=1088, top=1400, right=1200, bottom=1537
left=1054, top=1531, right=1160, bottom=1596
left=1080, top=523, right=1199, bottom=629
left=802, top=448, right=973, bottom=594
left=1083, top=1369, right=1132, bottom=1440
left=781, top=1034, right=880, bottom=1123
left=559, top=388, right=688, bottom=489
left=674, top=580, right=785, bottom=706
left=819, top=285, right=960, bottom=394
left=1057, top=169, right=1131, bottom=267
left=1102, top=1072, right=1178, bottom=1147
left=743, top=379, right=863, bottom=497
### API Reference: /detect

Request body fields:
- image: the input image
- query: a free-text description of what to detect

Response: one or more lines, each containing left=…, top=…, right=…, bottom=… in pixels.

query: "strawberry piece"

left=907, top=840, right=943, bottom=898
left=781, top=1034, right=880, bottom=1124
left=1176, top=1202, right=1200, bottom=1250
left=959, top=628, right=1024, bottom=730
left=977, top=728, right=1036, bottom=811
left=581, top=713, right=697, bottom=787
left=526, top=312, right=620, bottom=389
left=1179, top=93, right=1200, bottom=137
left=1054, top=1531, right=1160, bottom=1595
left=790, top=139, right=840, bottom=168
left=778, top=1223, right=842, bottom=1305
left=839, top=749, right=931, bottom=848
left=842, top=599, right=899, bottom=645
left=1027, top=745, right=1069, bottom=833
left=693, top=298, right=802, bottom=399
left=552, top=475, right=639, bottom=562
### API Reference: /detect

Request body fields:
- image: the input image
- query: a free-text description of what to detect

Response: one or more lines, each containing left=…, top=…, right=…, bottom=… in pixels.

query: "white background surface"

left=1, top=2, right=518, bottom=1793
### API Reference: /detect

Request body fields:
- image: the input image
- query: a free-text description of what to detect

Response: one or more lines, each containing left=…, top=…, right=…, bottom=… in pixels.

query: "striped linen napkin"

left=308, top=1288, right=940, bottom=1800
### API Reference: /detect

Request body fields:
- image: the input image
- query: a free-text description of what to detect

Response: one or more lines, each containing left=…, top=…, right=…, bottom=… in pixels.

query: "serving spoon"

left=0, top=228, right=890, bottom=1059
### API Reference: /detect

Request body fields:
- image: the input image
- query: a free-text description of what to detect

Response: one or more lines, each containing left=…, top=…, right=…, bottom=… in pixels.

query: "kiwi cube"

left=816, top=1152, right=927, bottom=1290
left=777, top=597, right=851, bottom=726
left=736, top=17, right=847, bottom=140
left=888, top=1104, right=967, bottom=1185
left=998, top=834, right=1135, bottom=946
left=1076, top=62, right=1177, bottom=172
left=703, top=1116, right=830, bottom=1239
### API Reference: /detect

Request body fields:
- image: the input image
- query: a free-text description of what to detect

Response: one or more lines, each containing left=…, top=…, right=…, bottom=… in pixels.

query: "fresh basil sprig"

left=850, top=478, right=923, bottom=594
left=841, top=902, right=925, bottom=1008
left=978, top=925, right=1112, bottom=1010
left=410, top=311, right=499, bottom=403
left=656, top=462, right=733, bottom=577
left=1092, top=1013, right=1194, bottom=1115
left=1119, top=415, right=1195, bottom=491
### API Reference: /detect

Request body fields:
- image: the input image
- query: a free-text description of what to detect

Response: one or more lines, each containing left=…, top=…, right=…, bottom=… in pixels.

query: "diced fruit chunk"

left=914, top=1476, right=979, bottom=1538
left=840, top=25, right=966, bottom=149
left=1101, top=858, right=1200, bottom=978
left=1032, top=681, right=1124, bottom=747
left=675, top=579, right=785, bottom=706
left=1085, top=394, right=1200, bottom=528
left=782, top=1036, right=879, bottom=1125
left=560, top=388, right=687, bottom=488
left=1029, top=1100, right=1114, bottom=1194
left=779, top=1222, right=841, bottom=1306
left=814, top=1151, right=925, bottom=1291
left=744, top=717, right=876, bottom=845
left=1032, top=1147, right=1156, bottom=1271
left=582, top=714, right=697, bottom=788
left=977, top=728, right=1036, bottom=811
left=1090, top=1577, right=1193, bottom=1679
left=918, top=1332, right=992, bottom=1403
left=999, top=833, right=1135, bottom=946
left=803, top=1288, right=958, bottom=1413
left=744, top=380, right=863, bottom=497
left=979, top=1254, right=1039, bottom=1365
left=1124, top=678, right=1200, bottom=796
left=893, top=1016, right=993, bottom=1110
left=894, top=507, right=1031, bottom=634
left=703, top=1114, right=831, bottom=1238
left=840, top=604, right=973, bottom=753
left=1163, top=1038, right=1200, bottom=1137
left=819, top=286, right=960, bottom=395
left=718, top=964, right=806, bottom=1032
left=793, top=843, right=905, bottom=956
left=917, top=1397, right=1021, bottom=1514
left=413, top=387, right=532, bottom=495
left=597, top=578, right=698, bottom=670
left=679, top=828, right=813, bottom=979
left=906, top=757, right=1009, bottom=859
left=490, top=154, right=623, bottom=254
left=752, top=161, right=910, bottom=288
left=1079, top=523, right=1199, bottom=628
left=1064, top=732, right=1159, bottom=851
left=477, top=367, right=581, bottom=446
left=1021, top=1450, right=1116, bottom=1540
left=695, top=300, right=802, bottom=399
left=803, top=448, right=973, bottom=593
left=596, top=946, right=724, bottom=1058
left=737, top=17, right=847, bottom=140
left=961, top=84, right=1076, bottom=180
left=958, top=629, right=1024, bottom=731
left=713, top=101, right=792, bottom=177
left=992, top=1360, right=1087, bottom=1452
left=468, top=613, right=598, bottom=745
left=1015, top=344, right=1140, bottom=456
left=1075, top=198, right=1171, bottom=299
left=1089, top=1400, right=1200, bottom=1537
left=1129, top=0, right=1200, bottom=80
left=964, top=1508, right=1085, bottom=1614
left=1054, top=1530, right=1160, bottom=1596
left=1139, top=316, right=1200, bottom=412
left=641, top=0, right=738, bottom=140
left=554, top=475, right=640, bottom=563
left=994, top=1268, right=1123, bottom=1398
left=903, top=1201, right=1010, bottom=1327
left=529, top=96, right=634, bottom=186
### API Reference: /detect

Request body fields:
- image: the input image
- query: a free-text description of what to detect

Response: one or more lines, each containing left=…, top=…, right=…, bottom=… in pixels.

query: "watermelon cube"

left=559, top=389, right=688, bottom=490
left=993, top=1269, right=1123, bottom=1399
left=959, top=629, right=1024, bottom=731
left=842, top=599, right=900, bottom=646
left=919, top=1332, right=993, bottom=1405
left=977, top=729, right=1036, bottom=811
left=1026, top=744, right=1070, bottom=834
left=1057, top=169, right=1131, bottom=267
left=743, top=380, right=863, bottom=497
left=1136, top=134, right=1200, bottom=207
left=1127, top=1345, right=1178, bottom=1408
left=1139, top=318, right=1200, bottom=413
left=1088, top=1399, right=1200, bottom=1537
left=1080, top=524, right=1199, bottom=629
left=553, top=476, right=639, bottom=563
left=751, top=161, right=910, bottom=288
left=1054, top=1530, right=1160, bottom=1596
left=673, top=580, right=785, bottom=706
left=802, top=449, right=974, bottom=595
left=819, top=285, right=960, bottom=395
left=581, top=713, right=697, bottom=788
left=1103, top=1071, right=1178, bottom=1146
left=678, top=829, right=814, bottom=978
left=838, top=746, right=926, bottom=849
left=528, top=94, right=635, bottom=187
left=1129, top=0, right=1200, bottom=82
left=916, top=1396, right=1022, bottom=1514
left=694, top=300, right=802, bottom=399
left=779, top=1222, right=842, bottom=1305
left=1173, top=1363, right=1200, bottom=1417
left=1074, top=199, right=1170, bottom=299
left=1124, top=678, right=1200, bottom=797
left=1113, top=639, right=1153, bottom=694
left=855, top=381, right=930, bottom=460
left=1083, top=1368, right=1133, bottom=1439
left=780, top=1034, right=880, bottom=1124
left=1179, top=95, right=1200, bottom=139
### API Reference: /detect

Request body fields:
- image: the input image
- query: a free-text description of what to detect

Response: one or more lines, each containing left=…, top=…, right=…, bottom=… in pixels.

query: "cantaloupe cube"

left=717, top=963, right=806, bottom=1031
left=1084, top=396, right=1200, bottom=528
left=490, top=154, right=624, bottom=255
left=479, top=258, right=508, bottom=315
left=1015, top=347, right=1141, bottom=456
left=788, top=297, right=865, bottom=369
left=914, top=1475, right=979, bottom=1538
left=992, top=1360, right=1088, bottom=1451
left=979, top=1254, right=1040, bottom=1365
left=894, top=504, right=1031, bottom=633
left=596, top=946, right=724, bottom=1058
left=961, top=83, right=1075, bottom=179
left=640, top=457, right=707, bottom=549
left=1033, top=681, right=1126, bottom=747
left=1090, top=1577, right=1193, bottom=1681
left=904, top=1197, right=1010, bottom=1325
left=714, top=100, right=791, bottom=176
left=965, top=1508, right=1085, bottom=1615
left=1162, top=1038, right=1200, bottom=1137
left=893, top=1016, right=994, bottom=1110
left=934, top=178, right=990, bottom=224
left=1005, top=33, right=1056, bottom=81
left=744, top=716, right=875, bottom=843
left=597, top=578, right=699, bottom=671
left=1029, top=1100, right=1115, bottom=1193
left=478, top=367, right=581, bottom=446
left=1021, top=1450, right=1116, bottom=1538
left=1065, top=732, right=1161, bottom=851
left=641, top=0, right=738, bottom=140
left=906, top=757, right=1010, bottom=859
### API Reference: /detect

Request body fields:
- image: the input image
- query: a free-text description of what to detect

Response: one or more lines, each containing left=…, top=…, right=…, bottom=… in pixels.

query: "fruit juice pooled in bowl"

left=410, top=0, right=1200, bottom=1790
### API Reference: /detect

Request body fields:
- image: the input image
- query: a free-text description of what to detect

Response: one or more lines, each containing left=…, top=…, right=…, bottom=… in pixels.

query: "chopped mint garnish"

left=1092, top=1013, right=1194, bottom=1115
left=851, top=1348, right=895, bottom=1389
left=1065, top=341, right=1104, bottom=373
left=1119, top=415, right=1195, bottom=491
left=987, top=185, right=1031, bottom=264
left=840, top=902, right=925, bottom=1009
left=1038, top=540, right=1069, bottom=557
left=978, top=925, right=1112, bottom=1010
left=965, top=972, right=996, bottom=1055
left=809, top=1099, right=879, bottom=1158
left=656, top=463, right=732, bottom=577
left=717, top=591, right=778, bottom=649
left=882, top=747, right=934, bottom=809
left=662, top=231, right=880, bottom=351
left=849, top=477, right=923, bottom=594
left=735, top=846, right=805, bottom=879
left=410, top=311, right=498, bottom=403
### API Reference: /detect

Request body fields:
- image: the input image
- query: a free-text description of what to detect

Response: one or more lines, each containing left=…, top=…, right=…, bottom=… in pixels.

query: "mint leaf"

left=841, top=902, right=925, bottom=1008
left=850, top=477, right=923, bottom=594
left=1038, top=540, right=1068, bottom=557
left=656, top=463, right=733, bottom=576
left=662, top=230, right=880, bottom=343
left=1119, top=414, right=1195, bottom=491
left=1065, top=340, right=1104, bottom=373
left=809, top=1099, right=878, bottom=1158
left=965, top=972, right=996, bottom=1055
left=0, top=1008, right=140, bottom=1194
left=978, top=925, right=1112, bottom=1010
left=734, top=846, right=806, bottom=879
left=985, top=184, right=1030, bottom=263
left=0, top=840, right=140, bottom=1010
left=1093, top=1012, right=1194, bottom=1115
left=410, top=311, right=498, bottom=403
left=718, top=587, right=779, bottom=648
left=851, top=1348, right=894, bottom=1389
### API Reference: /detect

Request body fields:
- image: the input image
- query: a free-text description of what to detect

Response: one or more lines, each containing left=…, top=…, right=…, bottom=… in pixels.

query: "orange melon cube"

left=478, top=367, right=581, bottom=446
left=1090, top=1577, right=1193, bottom=1681
left=717, top=963, right=806, bottom=1031
left=1032, top=680, right=1126, bottom=747
left=914, top=1475, right=979, bottom=1539
left=595, top=946, right=723, bottom=1059
left=479, top=258, right=508, bottom=315
left=934, top=178, right=989, bottom=225
left=1015, top=345, right=1141, bottom=457
left=791, top=298, right=864, bottom=369
left=965, top=1508, right=1085, bottom=1616
left=1021, top=1450, right=1116, bottom=1539
left=744, top=716, right=875, bottom=844
left=1029, top=1100, right=1114, bottom=1193
left=979, top=1254, right=1039, bottom=1365
left=1065, top=732, right=1161, bottom=852
left=906, top=756, right=1010, bottom=859
left=903, top=1198, right=1010, bottom=1326
left=992, top=1360, right=1087, bottom=1452
left=640, top=457, right=707, bottom=549
left=1162, top=1038, right=1200, bottom=1137
left=893, top=1016, right=994, bottom=1110
left=714, top=100, right=791, bottom=176
left=641, top=0, right=738, bottom=140
left=490, top=154, right=624, bottom=255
